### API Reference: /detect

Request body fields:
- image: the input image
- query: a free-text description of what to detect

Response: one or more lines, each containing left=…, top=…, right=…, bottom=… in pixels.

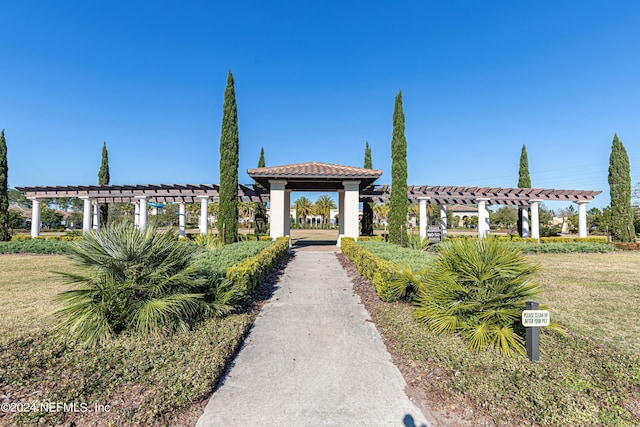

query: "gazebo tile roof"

left=247, top=162, right=382, bottom=179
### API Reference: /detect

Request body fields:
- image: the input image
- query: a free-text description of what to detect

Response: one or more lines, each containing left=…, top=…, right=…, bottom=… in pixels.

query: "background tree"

left=517, top=145, right=531, bottom=236
left=608, top=134, right=634, bottom=242
left=388, top=91, right=408, bottom=245
left=219, top=71, right=240, bottom=244
left=361, top=141, right=374, bottom=235
left=491, top=206, right=518, bottom=229
left=0, top=130, right=9, bottom=240
left=373, top=203, right=389, bottom=225
left=294, top=197, right=313, bottom=226
left=8, top=188, right=32, bottom=208
left=314, top=194, right=336, bottom=228
left=254, top=147, right=268, bottom=235
left=8, top=209, right=24, bottom=230
left=41, top=206, right=64, bottom=227
left=98, top=142, right=110, bottom=225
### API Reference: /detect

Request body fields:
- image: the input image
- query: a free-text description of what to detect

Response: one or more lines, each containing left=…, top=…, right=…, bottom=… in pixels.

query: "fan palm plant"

left=413, top=238, right=561, bottom=357
left=294, top=196, right=313, bottom=226
left=53, top=223, right=216, bottom=346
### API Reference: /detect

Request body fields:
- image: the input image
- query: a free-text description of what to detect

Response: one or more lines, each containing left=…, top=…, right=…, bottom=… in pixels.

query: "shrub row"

left=340, top=238, right=398, bottom=302
left=612, top=242, right=640, bottom=251
left=447, top=234, right=608, bottom=244
left=510, top=242, right=617, bottom=253
left=11, top=234, right=82, bottom=242
left=357, top=241, right=433, bottom=271
left=193, top=240, right=273, bottom=277
left=0, top=240, right=71, bottom=254
left=227, top=237, right=290, bottom=299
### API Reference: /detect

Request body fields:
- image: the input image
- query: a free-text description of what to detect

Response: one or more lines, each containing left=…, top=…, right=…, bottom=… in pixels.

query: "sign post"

left=522, top=302, right=550, bottom=362
left=427, top=226, right=442, bottom=243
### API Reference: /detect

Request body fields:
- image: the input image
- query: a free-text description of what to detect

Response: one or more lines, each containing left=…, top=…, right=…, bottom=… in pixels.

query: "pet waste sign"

left=521, top=310, right=550, bottom=327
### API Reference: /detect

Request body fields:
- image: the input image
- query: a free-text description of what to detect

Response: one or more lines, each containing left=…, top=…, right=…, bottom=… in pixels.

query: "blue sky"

left=2, top=0, right=639, bottom=209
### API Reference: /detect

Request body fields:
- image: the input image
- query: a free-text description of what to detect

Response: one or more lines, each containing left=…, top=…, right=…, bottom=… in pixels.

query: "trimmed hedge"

left=193, top=241, right=273, bottom=277
left=227, top=237, right=290, bottom=299
left=0, top=240, right=71, bottom=254
left=509, top=242, right=617, bottom=253
left=340, top=238, right=397, bottom=302
left=11, top=234, right=83, bottom=242
left=490, top=235, right=608, bottom=244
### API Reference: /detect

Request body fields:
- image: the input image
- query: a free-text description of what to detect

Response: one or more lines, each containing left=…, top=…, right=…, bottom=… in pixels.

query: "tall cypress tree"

left=608, top=134, right=634, bottom=242
left=254, top=147, right=267, bottom=236
left=219, top=71, right=239, bottom=244
left=361, top=141, right=374, bottom=236
left=98, top=142, right=110, bottom=225
left=388, top=91, right=408, bottom=245
left=517, top=144, right=531, bottom=236
left=0, top=130, right=10, bottom=241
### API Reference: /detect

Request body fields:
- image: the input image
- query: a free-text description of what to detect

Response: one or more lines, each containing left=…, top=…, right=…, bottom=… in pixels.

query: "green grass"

left=374, top=302, right=640, bottom=426
left=193, top=240, right=272, bottom=276
left=531, top=252, right=640, bottom=355
left=0, top=240, right=70, bottom=254
left=0, top=239, right=285, bottom=425
left=357, top=241, right=434, bottom=271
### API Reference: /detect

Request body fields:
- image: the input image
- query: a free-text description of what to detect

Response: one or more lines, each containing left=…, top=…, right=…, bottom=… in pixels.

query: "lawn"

left=0, top=255, right=74, bottom=344
left=531, top=251, right=640, bottom=355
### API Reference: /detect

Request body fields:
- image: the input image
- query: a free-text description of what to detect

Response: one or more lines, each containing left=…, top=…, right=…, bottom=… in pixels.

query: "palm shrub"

left=53, top=223, right=228, bottom=346
left=413, top=238, right=560, bottom=357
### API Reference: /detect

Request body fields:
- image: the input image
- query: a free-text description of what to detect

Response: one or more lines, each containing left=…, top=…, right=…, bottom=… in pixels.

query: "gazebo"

left=17, top=161, right=601, bottom=242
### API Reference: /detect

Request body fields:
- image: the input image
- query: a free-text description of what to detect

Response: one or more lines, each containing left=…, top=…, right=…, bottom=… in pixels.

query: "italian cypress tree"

left=517, top=144, right=531, bottom=236
left=361, top=141, right=374, bottom=236
left=0, top=130, right=10, bottom=241
left=219, top=71, right=239, bottom=244
left=388, top=91, right=408, bottom=245
left=254, top=147, right=267, bottom=236
left=608, top=134, right=634, bottom=242
left=98, top=142, right=110, bottom=225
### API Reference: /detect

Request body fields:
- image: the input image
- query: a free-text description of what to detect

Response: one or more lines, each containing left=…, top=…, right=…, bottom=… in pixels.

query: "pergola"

left=17, top=161, right=602, bottom=241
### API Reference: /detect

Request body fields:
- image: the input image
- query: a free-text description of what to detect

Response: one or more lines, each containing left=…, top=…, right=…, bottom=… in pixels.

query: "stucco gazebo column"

left=341, top=181, right=361, bottom=243
left=92, top=203, right=100, bottom=230
left=82, top=197, right=92, bottom=234
left=418, top=197, right=429, bottom=241
left=477, top=198, right=490, bottom=239
left=178, top=203, right=186, bottom=238
left=440, top=205, right=448, bottom=238
left=576, top=200, right=589, bottom=238
left=521, top=205, right=530, bottom=238
left=284, top=190, right=291, bottom=236
left=29, top=198, right=41, bottom=238
left=269, top=180, right=288, bottom=240
left=530, top=199, right=542, bottom=240
left=338, top=190, right=345, bottom=235
left=198, top=196, right=209, bottom=235
left=137, top=196, right=148, bottom=230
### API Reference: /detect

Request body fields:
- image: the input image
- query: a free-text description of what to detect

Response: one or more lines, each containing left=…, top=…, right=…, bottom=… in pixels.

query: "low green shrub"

left=193, top=240, right=273, bottom=277
left=356, top=235, right=385, bottom=242
left=340, top=238, right=398, bottom=302
left=226, top=237, right=290, bottom=299
left=356, top=241, right=433, bottom=271
left=414, top=238, right=563, bottom=357
left=10, top=234, right=31, bottom=241
left=510, top=242, right=617, bottom=253
left=0, top=240, right=70, bottom=254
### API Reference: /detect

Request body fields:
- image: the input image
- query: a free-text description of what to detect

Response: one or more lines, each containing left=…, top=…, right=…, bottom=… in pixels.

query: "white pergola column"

left=199, top=196, right=209, bottom=235
left=577, top=201, right=589, bottom=238
left=338, top=190, right=345, bottom=235
left=92, top=203, right=100, bottom=230
left=342, top=181, right=361, bottom=242
left=418, top=197, right=429, bottom=241
left=137, top=196, right=148, bottom=230
left=29, top=198, right=41, bottom=238
left=82, top=197, right=92, bottom=234
left=477, top=198, right=490, bottom=239
left=178, top=203, right=186, bottom=238
left=134, top=202, right=140, bottom=227
left=440, top=205, right=447, bottom=238
left=521, top=205, right=530, bottom=238
left=530, top=199, right=542, bottom=240
left=269, top=180, right=288, bottom=240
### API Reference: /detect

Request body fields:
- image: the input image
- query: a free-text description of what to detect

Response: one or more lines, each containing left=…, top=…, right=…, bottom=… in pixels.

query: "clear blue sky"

left=2, top=0, right=639, bottom=209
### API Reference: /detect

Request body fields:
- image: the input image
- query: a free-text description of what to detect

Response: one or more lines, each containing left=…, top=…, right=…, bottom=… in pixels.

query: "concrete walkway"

left=196, top=249, right=429, bottom=427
